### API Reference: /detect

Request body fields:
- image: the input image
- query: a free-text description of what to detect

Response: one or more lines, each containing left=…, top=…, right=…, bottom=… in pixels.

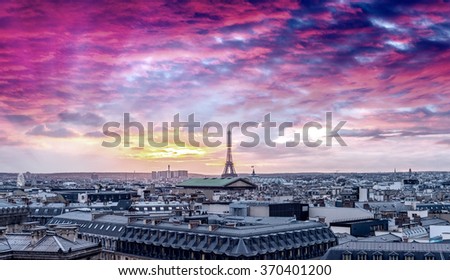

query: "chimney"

left=47, top=224, right=58, bottom=230
left=208, top=224, right=219, bottom=231
left=0, top=227, right=7, bottom=239
left=224, top=222, right=237, bottom=228
left=22, top=221, right=40, bottom=232
left=188, top=220, right=200, bottom=230
left=128, top=216, right=138, bottom=224
left=30, top=227, right=46, bottom=246
left=150, top=219, right=162, bottom=226
left=55, top=225, right=79, bottom=242
left=92, top=212, right=107, bottom=220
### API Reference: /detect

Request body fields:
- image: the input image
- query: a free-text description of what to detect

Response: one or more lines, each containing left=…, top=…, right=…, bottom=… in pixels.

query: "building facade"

left=49, top=213, right=337, bottom=260
left=0, top=201, right=29, bottom=232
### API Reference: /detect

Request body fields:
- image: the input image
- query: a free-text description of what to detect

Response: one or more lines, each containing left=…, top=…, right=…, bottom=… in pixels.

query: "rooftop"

left=328, top=241, right=450, bottom=252
left=322, top=241, right=450, bottom=260
left=0, top=200, right=27, bottom=209
left=48, top=212, right=128, bottom=238
left=1, top=227, right=100, bottom=258
left=130, top=217, right=327, bottom=238
left=359, top=233, right=402, bottom=243
left=176, top=178, right=257, bottom=188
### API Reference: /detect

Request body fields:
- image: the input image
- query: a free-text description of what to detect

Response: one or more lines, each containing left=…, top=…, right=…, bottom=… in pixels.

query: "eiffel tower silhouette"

left=221, top=129, right=238, bottom=178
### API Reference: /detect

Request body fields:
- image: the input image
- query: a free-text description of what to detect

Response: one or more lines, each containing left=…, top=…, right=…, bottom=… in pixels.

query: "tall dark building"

left=221, top=129, right=238, bottom=178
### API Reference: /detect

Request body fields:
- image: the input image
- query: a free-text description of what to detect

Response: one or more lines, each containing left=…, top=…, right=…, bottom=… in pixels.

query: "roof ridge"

left=53, top=235, right=66, bottom=252
left=0, top=238, right=12, bottom=251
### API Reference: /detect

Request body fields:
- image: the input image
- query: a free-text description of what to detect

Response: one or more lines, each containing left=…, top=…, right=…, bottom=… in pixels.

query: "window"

left=342, top=252, right=352, bottom=260
left=373, top=254, right=383, bottom=260
left=357, top=253, right=367, bottom=260
left=388, top=252, right=399, bottom=260
left=404, top=254, right=414, bottom=260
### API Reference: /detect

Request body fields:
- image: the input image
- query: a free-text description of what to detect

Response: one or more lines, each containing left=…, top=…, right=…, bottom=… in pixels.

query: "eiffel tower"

left=221, top=129, right=238, bottom=178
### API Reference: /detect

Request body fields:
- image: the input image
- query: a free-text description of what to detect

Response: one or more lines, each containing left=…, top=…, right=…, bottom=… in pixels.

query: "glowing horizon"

left=1, top=0, right=450, bottom=174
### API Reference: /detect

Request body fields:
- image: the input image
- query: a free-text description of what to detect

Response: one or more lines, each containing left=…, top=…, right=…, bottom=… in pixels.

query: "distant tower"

left=251, top=166, right=256, bottom=176
left=168, top=165, right=171, bottom=179
left=221, top=129, right=238, bottom=178
left=409, top=168, right=412, bottom=178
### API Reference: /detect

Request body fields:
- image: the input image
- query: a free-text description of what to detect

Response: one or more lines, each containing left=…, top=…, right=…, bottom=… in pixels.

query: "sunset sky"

left=1, top=0, right=450, bottom=174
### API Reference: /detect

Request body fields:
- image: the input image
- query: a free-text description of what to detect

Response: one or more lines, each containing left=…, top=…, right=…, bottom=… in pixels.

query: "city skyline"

left=1, top=0, right=450, bottom=174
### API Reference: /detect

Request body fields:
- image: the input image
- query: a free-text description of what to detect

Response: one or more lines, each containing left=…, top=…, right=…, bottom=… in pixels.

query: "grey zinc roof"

left=48, top=214, right=128, bottom=238
left=208, top=215, right=301, bottom=226
left=0, top=202, right=10, bottom=208
left=6, top=233, right=98, bottom=253
left=358, top=233, right=402, bottom=243
left=53, top=211, right=93, bottom=221
left=130, top=220, right=328, bottom=238
left=27, top=235, right=96, bottom=252
left=95, top=215, right=129, bottom=224
left=4, top=234, right=31, bottom=251
left=0, top=200, right=27, bottom=209
left=0, top=239, right=11, bottom=252
left=335, top=233, right=358, bottom=245
left=335, top=241, right=450, bottom=252
left=48, top=212, right=337, bottom=257
left=120, top=221, right=336, bottom=257
left=322, top=241, right=450, bottom=260
left=421, top=218, right=450, bottom=227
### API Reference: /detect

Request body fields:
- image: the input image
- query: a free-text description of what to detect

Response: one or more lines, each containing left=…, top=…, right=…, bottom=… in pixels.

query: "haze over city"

left=1, top=0, right=450, bottom=174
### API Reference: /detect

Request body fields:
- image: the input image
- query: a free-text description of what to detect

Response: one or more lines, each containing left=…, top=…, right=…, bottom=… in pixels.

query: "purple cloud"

left=26, top=124, right=78, bottom=138
left=58, top=111, right=105, bottom=127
